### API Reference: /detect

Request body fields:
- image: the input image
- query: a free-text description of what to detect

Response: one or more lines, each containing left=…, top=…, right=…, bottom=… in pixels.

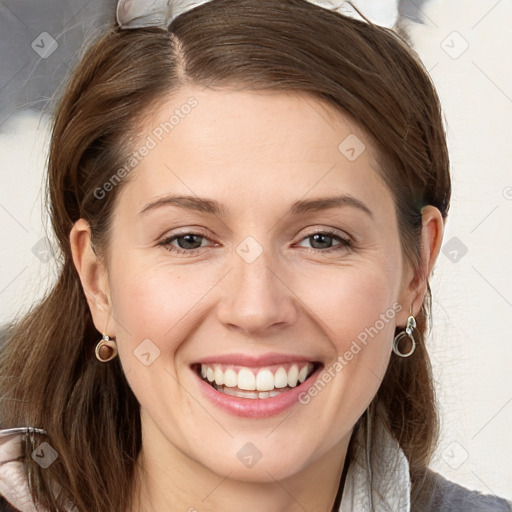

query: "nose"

left=216, top=245, right=298, bottom=336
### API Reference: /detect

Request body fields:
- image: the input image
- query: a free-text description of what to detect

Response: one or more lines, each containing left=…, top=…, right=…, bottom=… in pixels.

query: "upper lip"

left=192, top=352, right=321, bottom=367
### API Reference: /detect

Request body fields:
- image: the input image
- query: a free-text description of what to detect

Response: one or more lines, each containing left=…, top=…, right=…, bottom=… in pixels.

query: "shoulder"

left=413, top=468, right=512, bottom=512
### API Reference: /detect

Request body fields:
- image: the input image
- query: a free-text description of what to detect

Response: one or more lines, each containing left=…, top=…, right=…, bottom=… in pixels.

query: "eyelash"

left=158, top=228, right=354, bottom=256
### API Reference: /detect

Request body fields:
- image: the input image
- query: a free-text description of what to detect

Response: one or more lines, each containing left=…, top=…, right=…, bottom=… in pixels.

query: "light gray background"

left=0, top=0, right=511, bottom=499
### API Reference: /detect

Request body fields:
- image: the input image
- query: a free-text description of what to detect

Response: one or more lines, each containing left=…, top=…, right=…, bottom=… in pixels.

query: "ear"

left=397, top=205, right=444, bottom=324
left=69, top=218, right=114, bottom=336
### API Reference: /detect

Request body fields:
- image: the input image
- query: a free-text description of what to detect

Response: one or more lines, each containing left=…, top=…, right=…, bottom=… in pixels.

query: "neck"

left=128, top=424, right=351, bottom=512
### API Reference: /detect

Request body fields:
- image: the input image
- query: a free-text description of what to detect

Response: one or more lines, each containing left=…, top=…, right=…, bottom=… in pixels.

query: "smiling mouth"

left=192, top=361, right=321, bottom=399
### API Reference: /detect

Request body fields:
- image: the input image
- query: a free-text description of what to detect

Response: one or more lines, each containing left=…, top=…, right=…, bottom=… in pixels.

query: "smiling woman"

left=0, top=1, right=510, bottom=512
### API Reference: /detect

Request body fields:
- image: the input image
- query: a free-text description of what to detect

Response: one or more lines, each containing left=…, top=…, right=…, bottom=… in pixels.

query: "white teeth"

left=287, top=364, right=299, bottom=387
left=224, top=368, right=238, bottom=388
left=238, top=368, right=256, bottom=391
left=214, top=366, right=224, bottom=386
left=222, top=387, right=238, bottom=397
left=214, top=386, right=288, bottom=399
left=274, top=367, right=288, bottom=388
left=237, top=390, right=259, bottom=399
left=256, top=369, right=274, bottom=391
left=298, top=365, right=309, bottom=383
left=199, top=362, right=315, bottom=393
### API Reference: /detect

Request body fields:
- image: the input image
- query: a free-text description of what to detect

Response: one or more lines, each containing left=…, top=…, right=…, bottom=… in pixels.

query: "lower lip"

left=192, top=365, right=323, bottom=418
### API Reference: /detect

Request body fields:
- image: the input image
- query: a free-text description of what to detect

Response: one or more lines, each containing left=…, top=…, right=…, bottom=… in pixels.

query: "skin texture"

left=70, top=85, right=444, bottom=512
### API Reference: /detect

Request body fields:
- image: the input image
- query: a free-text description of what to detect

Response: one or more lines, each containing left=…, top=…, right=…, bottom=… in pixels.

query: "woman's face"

left=90, top=86, right=418, bottom=481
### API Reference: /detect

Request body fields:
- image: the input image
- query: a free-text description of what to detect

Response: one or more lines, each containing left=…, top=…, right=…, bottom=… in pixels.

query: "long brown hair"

left=0, top=1, right=450, bottom=510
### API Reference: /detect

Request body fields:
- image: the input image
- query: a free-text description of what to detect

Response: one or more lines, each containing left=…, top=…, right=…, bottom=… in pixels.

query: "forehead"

left=117, top=85, right=392, bottom=220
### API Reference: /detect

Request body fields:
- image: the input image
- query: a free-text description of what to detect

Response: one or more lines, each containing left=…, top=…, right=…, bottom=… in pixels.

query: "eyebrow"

left=139, top=194, right=373, bottom=218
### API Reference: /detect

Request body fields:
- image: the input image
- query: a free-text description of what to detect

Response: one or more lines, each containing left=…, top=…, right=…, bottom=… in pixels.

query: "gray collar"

left=340, top=411, right=411, bottom=511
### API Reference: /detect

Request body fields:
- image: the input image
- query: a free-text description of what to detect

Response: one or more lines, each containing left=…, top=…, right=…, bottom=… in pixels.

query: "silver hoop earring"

left=95, top=334, right=118, bottom=362
left=392, top=312, right=416, bottom=358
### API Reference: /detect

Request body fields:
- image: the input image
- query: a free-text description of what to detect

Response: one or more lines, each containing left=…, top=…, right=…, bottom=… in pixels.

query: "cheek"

left=295, top=265, right=401, bottom=435
left=107, top=255, right=218, bottom=353
left=296, top=255, right=401, bottom=403
left=332, top=272, right=398, bottom=342
left=302, top=255, right=401, bottom=349
left=106, top=258, right=209, bottom=411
